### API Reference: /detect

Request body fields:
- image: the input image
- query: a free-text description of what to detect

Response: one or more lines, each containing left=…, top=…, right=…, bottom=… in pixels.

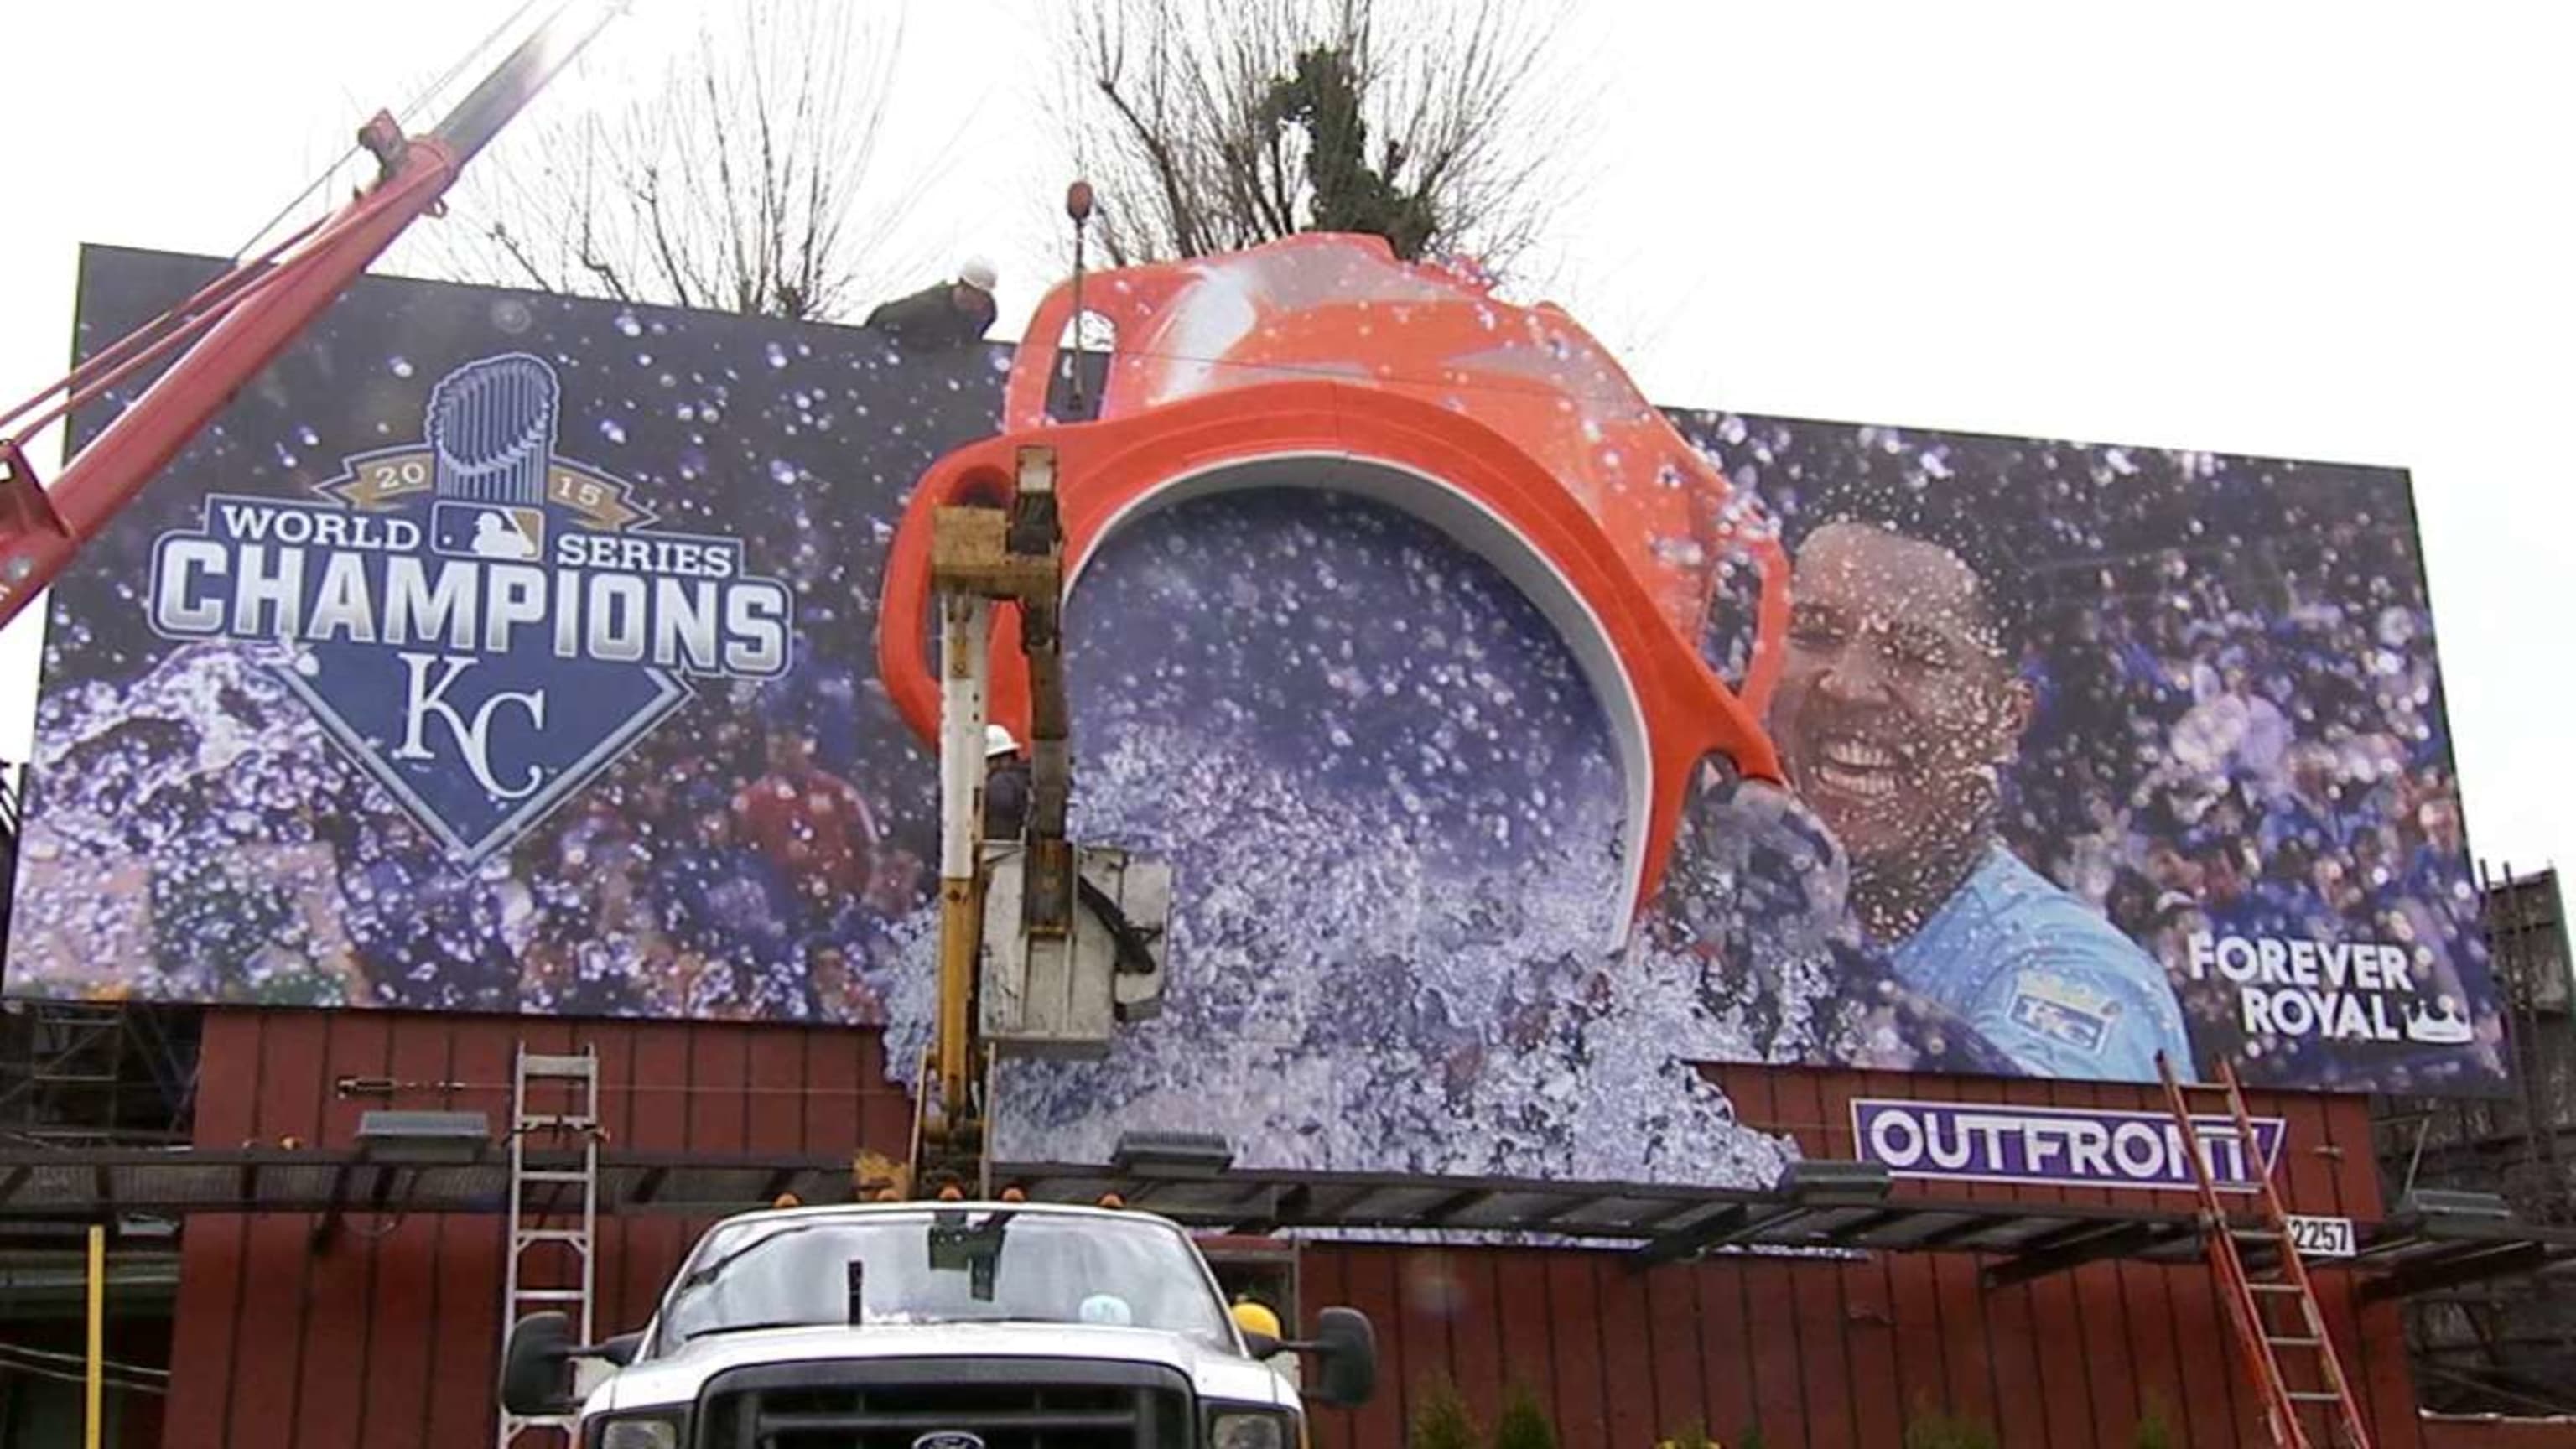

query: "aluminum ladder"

left=2158, top=1052, right=2371, bottom=1449
left=498, top=1046, right=601, bottom=1448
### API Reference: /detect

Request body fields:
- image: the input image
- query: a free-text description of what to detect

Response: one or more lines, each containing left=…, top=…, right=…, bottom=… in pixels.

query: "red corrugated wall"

left=162, top=1010, right=2423, bottom=1449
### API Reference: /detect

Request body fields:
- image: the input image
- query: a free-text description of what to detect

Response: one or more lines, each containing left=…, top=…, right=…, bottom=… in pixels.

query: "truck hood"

left=593, top=1322, right=1292, bottom=1415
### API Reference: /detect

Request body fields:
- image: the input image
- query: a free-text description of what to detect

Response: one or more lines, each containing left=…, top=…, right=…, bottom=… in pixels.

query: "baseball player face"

left=1765, top=522, right=2030, bottom=880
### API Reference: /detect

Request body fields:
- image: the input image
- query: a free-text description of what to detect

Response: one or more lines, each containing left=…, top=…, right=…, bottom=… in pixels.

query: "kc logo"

left=392, top=652, right=549, bottom=802
left=146, top=354, right=797, bottom=860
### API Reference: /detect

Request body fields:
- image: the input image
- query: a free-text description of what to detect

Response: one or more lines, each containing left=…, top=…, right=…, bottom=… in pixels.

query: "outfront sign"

left=1851, top=1098, right=2288, bottom=1193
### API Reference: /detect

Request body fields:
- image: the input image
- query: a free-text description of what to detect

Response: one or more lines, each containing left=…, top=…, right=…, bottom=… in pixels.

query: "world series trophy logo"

left=425, top=354, right=554, bottom=563
left=147, top=353, right=797, bottom=861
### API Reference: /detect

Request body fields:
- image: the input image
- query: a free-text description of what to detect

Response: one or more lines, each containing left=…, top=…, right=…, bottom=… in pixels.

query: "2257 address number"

left=2284, top=1214, right=2356, bottom=1259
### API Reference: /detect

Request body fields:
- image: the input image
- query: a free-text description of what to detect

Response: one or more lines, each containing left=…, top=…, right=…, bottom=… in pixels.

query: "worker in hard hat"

left=1229, top=1296, right=1299, bottom=1388
left=1229, top=1296, right=1284, bottom=1349
left=983, top=724, right=1030, bottom=840
left=863, top=258, right=999, bottom=347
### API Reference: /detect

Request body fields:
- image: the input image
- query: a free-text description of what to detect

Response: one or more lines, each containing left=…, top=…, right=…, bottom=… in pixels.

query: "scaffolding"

left=2374, top=865, right=2576, bottom=1415
left=0, top=1004, right=197, bottom=1150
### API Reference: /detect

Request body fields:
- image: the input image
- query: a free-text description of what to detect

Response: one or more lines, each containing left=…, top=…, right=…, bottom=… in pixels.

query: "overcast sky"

left=2, top=0, right=2567, bottom=879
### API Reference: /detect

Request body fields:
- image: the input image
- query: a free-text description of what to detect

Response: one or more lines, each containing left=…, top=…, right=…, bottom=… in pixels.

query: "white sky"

left=1, top=1, right=2568, bottom=880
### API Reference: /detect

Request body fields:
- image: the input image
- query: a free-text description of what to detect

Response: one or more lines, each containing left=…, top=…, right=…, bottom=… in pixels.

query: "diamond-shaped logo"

left=144, top=354, right=797, bottom=862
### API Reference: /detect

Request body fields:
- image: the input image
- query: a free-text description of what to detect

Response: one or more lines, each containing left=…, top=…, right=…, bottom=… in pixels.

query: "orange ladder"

left=2157, top=1052, right=2372, bottom=1449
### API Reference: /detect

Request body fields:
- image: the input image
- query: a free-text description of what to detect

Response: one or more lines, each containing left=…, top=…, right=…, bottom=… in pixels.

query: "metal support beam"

left=2360, top=1242, right=2553, bottom=1305
left=310, top=1161, right=356, bottom=1249
left=1983, top=1220, right=2186, bottom=1290
left=1819, top=1208, right=1912, bottom=1245
left=1301, top=1185, right=1386, bottom=1226
left=1232, top=1185, right=1311, bottom=1235
left=1413, top=1188, right=1493, bottom=1227
left=1629, top=1203, right=1803, bottom=1270
left=1878, top=1213, right=2008, bottom=1251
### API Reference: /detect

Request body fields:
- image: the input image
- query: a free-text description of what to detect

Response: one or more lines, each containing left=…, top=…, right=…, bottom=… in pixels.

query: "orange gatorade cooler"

left=880, top=232, right=1786, bottom=925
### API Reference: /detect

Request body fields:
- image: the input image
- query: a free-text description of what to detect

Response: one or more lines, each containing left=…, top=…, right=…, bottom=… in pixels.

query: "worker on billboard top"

left=862, top=257, right=1000, bottom=348
left=1763, top=481, right=2195, bottom=1082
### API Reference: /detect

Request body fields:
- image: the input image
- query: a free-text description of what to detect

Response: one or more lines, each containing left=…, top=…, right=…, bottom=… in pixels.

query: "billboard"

left=7, top=244, right=2504, bottom=1187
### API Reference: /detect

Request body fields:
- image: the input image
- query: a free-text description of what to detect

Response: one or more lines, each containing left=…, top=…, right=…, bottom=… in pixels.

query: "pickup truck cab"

left=500, top=1199, right=1376, bottom=1448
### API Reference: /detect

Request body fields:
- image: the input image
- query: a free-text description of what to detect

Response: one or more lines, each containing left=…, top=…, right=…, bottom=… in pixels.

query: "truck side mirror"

left=1309, top=1307, right=1378, bottom=1408
left=499, top=1311, right=579, bottom=1417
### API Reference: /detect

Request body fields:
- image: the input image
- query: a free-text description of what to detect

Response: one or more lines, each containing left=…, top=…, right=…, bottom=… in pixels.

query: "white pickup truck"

left=500, top=1199, right=1378, bottom=1449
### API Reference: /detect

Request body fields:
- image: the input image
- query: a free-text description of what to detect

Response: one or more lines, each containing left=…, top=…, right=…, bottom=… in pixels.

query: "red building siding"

left=161, top=1010, right=2423, bottom=1449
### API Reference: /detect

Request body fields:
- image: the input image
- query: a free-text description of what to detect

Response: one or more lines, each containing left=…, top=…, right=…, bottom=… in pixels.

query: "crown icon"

left=2402, top=996, right=2473, bottom=1046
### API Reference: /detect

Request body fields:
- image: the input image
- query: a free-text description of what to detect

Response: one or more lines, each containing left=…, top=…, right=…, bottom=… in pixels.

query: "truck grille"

left=697, top=1358, right=1194, bottom=1449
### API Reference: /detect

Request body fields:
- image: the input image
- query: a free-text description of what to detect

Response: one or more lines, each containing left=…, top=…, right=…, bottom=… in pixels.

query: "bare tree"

left=425, top=1, right=912, bottom=323
left=1058, top=0, right=1573, bottom=274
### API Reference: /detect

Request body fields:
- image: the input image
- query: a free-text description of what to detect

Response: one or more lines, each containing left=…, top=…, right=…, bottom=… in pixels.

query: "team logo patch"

left=145, top=354, right=796, bottom=860
left=2007, top=971, right=2122, bottom=1056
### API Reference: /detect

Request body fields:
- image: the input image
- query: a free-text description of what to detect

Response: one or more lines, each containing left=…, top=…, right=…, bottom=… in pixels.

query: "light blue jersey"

left=1890, top=844, right=2194, bottom=1083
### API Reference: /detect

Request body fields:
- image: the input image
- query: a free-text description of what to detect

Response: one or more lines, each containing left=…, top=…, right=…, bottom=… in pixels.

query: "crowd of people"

left=96, top=659, right=928, bottom=1021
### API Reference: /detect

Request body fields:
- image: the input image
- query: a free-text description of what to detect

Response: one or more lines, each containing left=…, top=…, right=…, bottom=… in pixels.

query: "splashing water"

left=9, top=643, right=371, bottom=1003
left=870, top=491, right=1797, bottom=1188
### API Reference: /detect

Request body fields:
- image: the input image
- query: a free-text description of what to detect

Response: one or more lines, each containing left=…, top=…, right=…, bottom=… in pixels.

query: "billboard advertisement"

left=1849, top=1098, right=2287, bottom=1193
left=6, top=244, right=2504, bottom=1187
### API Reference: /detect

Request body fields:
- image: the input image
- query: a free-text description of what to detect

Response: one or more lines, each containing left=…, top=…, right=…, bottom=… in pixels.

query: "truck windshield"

left=652, top=1211, right=1235, bottom=1355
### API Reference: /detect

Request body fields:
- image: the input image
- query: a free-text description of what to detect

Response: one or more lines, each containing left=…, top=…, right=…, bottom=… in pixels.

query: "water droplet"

left=614, top=311, right=643, bottom=338
left=388, top=356, right=414, bottom=377
left=598, top=418, right=628, bottom=444
left=765, top=342, right=790, bottom=369
left=767, top=458, right=799, bottom=486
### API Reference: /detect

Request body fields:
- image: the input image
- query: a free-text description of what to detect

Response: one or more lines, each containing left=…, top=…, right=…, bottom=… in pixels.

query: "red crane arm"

left=0, top=0, right=621, bottom=631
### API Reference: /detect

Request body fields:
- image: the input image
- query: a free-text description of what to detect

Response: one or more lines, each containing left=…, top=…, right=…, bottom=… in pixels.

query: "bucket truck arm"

left=896, top=445, right=1171, bottom=1201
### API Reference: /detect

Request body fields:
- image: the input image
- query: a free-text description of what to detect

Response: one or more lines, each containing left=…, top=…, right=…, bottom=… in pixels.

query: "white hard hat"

left=1078, top=1293, right=1133, bottom=1327
left=984, top=724, right=1020, bottom=758
left=960, top=257, right=999, bottom=292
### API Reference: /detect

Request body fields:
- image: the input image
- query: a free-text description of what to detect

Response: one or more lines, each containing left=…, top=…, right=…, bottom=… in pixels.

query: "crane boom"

left=0, top=0, right=621, bottom=630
